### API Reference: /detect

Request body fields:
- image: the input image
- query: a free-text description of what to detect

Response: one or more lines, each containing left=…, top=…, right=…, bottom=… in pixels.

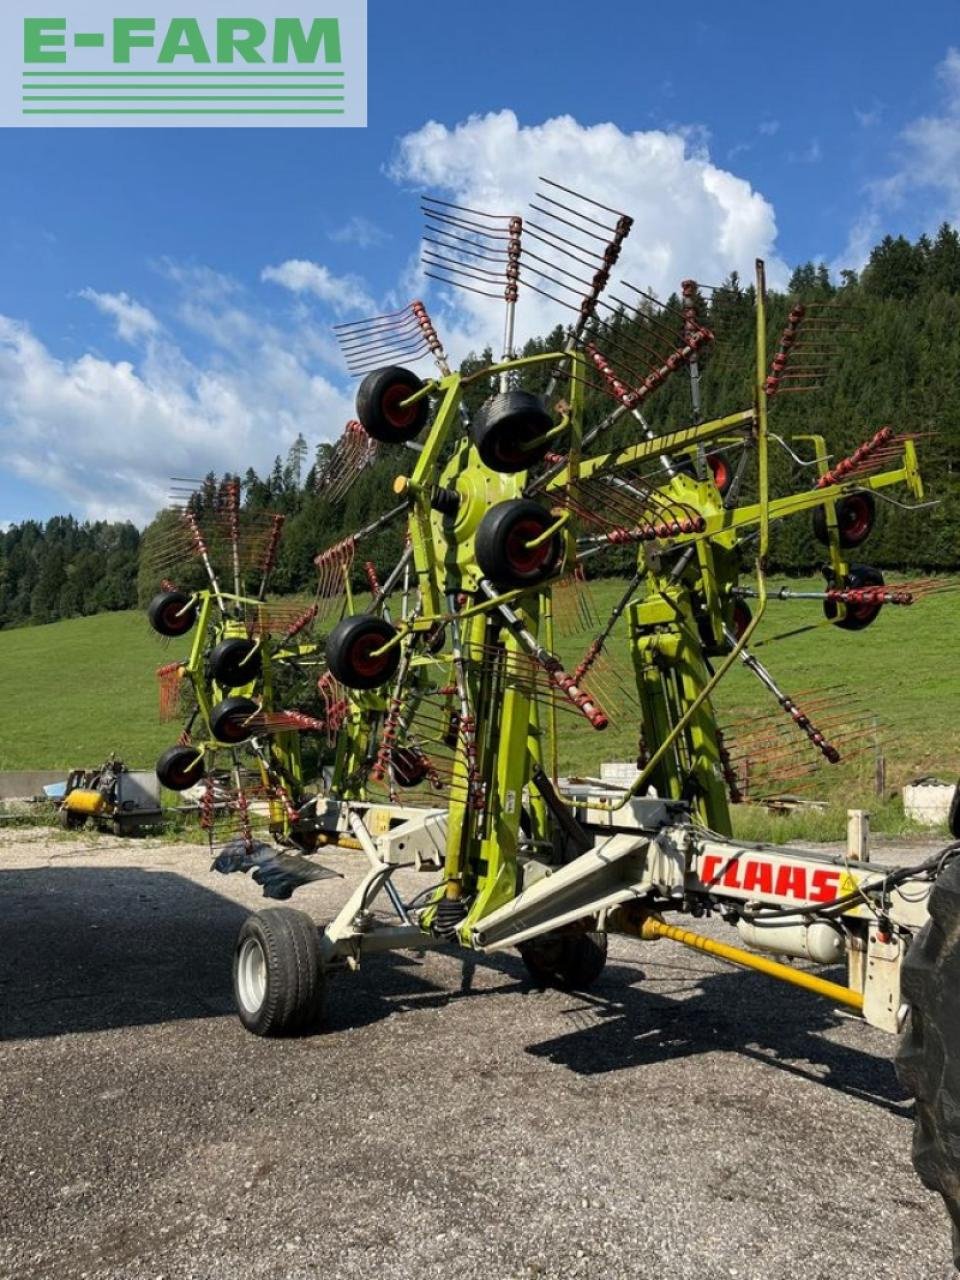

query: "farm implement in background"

left=144, top=179, right=960, bottom=1263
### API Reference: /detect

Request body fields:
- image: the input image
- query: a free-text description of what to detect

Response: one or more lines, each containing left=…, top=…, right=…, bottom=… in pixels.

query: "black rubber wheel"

left=59, top=807, right=86, bottom=830
left=210, top=638, right=262, bottom=689
left=949, top=784, right=960, bottom=841
left=210, top=696, right=259, bottom=744
left=391, top=745, right=430, bottom=788
left=812, top=492, right=876, bottom=549
left=147, top=590, right=197, bottom=638
left=731, top=599, right=752, bottom=640
left=707, top=450, right=733, bottom=497
left=824, top=564, right=885, bottom=631
left=356, top=366, right=429, bottom=444
left=896, top=855, right=960, bottom=1267
left=233, top=908, right=325, bottom=1037
left=469, top=391, right=554, bottom=473
left=518, top=928, right=608, bottom=990
left=325, top=615, right=401, bottom=690
left=475, top=499, right=564, bottom=589
left=156, top=744, right=206, bottom=792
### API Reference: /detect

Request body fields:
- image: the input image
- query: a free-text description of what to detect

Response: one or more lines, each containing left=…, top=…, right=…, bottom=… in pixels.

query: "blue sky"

left=1, top=0, right=957, bottom=526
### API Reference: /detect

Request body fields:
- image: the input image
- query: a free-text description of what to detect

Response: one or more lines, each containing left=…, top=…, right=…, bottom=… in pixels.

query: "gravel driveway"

left=0, top=828, right=954, bottom=1280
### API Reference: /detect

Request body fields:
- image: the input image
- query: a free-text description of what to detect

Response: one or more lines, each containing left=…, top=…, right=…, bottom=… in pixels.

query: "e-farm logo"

left=1, top=2, right=366, bottom=127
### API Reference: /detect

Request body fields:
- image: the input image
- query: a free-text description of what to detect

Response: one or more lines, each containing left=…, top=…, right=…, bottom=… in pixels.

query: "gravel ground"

left=0, top=827, right=955, bottom=1280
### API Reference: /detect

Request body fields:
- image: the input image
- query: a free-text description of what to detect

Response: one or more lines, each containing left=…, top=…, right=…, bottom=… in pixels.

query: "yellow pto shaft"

left=640, top=917, right=864, bottom=1013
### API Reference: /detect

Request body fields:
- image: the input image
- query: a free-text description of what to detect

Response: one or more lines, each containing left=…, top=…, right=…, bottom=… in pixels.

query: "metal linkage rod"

left=723, top=625, right=841, bottom=763
left=478, top=580, right=608, bottom=729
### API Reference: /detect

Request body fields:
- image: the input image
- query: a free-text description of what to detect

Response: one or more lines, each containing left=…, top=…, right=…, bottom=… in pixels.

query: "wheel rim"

left=840, top=495, right=872, bottom=542
left=349, top=632, right=390, bottom=679
left=381, top=382, right=417, bottom=429
left=709, top=456, right=730, bottom=491
left=505, top=518, right=554, bottom=577
left=236, top=936, right=267, bottom=1014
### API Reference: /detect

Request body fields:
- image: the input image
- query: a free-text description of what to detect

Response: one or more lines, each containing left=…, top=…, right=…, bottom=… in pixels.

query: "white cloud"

left=788, top=139, right=822, bottom=165
left=261, top=258, right=375, bottom=315
left=389, top=110, right=787, bottom=361
left=835, top=48, right=960, bottom=273
left=0, top=275, right=354, bottom=525
left=758, top=120, right=780, bottom=136
left=78, top=288, right=160, bottom=344
left=328, top=215, right=390, bottom=248
left=854, top=106, right=881, bottom=129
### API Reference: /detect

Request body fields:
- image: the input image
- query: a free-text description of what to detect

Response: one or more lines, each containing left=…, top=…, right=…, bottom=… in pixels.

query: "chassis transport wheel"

left=209, top=637, right=262, bottom=689
left=823, top=564, right=885, bottom=631
left=470, top=391, right=554, bottom=473
left=475, top=499, right=564, bottom=589
left=156, top=744, right=206, bottom=792
left=210, top=696, right=259, bottom=744
left=356, top=366, right=429, bottom=444
left=325, top=615, right=401, bottom=690
left=519, top=928, right=608, bottom=991
left=896, top=855, right=960, bottom=1266
left=233, top=908, right=325, bottom=1037
left=147, top=590, right=198, bottom=638
left=812, top=492, right=876, bottom=549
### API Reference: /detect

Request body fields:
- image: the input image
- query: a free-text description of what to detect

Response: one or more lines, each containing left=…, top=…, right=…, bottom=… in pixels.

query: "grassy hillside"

left=0, top=578, right=956, bottom=829
left=0, top=610, right=172, bottom=770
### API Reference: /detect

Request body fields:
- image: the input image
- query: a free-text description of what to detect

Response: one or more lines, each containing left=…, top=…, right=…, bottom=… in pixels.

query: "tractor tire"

left=210, top=637, right=262, bottom=689
left=519, top=928, right=608, bottom=991
left=469, top=391, right=554, bottom=473
left=156, top=744, right=206, bottom=792
left=147, top=590, right=198, bottom=638
left=210, top=696, right=259, bottom=744
left=949, top=784, right=960, bottom=841
left=823, top=564, right=885, bottom=631
left=233, top=908, right=325, bottom=1037
left=896, top=854, right=960, bottom=1267
left=356, top=366, right=429, bottom=444
left=325, top=615, right=401, bottom=690
left=475, top=499, right=564, bottom=589
left=812, top=492, right=876, bottom=549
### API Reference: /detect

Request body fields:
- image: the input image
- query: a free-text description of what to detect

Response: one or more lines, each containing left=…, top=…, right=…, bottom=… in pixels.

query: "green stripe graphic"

left=23, top=95, right=345, bottom=101
left=23, top=108, right=346, bottom=114
left=22, top=70, right=345, bottom=77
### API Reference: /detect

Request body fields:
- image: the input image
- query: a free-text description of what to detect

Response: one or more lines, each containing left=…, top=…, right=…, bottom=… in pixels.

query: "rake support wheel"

left=156, top=744, right=206, bottom=792
left=210, top=638, right=262, bottom=689
left=356, top=366, right=429, bottom=444
left=813, top=492, right=876, bottom=549
left=823, top=564, right=885, bottom=631
left=470, top=391, right=554, bottom=473
left=147, top=590, right=198, bottom=638
left=475, top=499, right=564, bottom=589
left=325, top=615, right=401, bottom=690
left=233, top=908, right=325, bottom=1037
left=897, top=855, right=960, bottom=1267
left=210, top=696, right=259, bottom=744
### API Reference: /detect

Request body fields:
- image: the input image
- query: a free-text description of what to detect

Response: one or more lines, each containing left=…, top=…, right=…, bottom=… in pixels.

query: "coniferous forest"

left=2, top=225, right=959, bottom=631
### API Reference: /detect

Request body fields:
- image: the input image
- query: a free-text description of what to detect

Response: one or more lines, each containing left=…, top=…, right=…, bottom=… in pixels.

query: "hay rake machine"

left=149, top=180, right=960, bottom=1260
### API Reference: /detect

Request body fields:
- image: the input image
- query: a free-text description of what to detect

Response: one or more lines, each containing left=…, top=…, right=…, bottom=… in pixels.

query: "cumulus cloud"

left=328, top=215, right=390, bottom=248
left=78, top=288, right=160, bottom=344
left=389, top=110, right=787, bottom=359
left=836, top=49, right=960, bottom=272
left=0, top=274, right=354, bottom=524
left=261, top=258, right=375, bottom=315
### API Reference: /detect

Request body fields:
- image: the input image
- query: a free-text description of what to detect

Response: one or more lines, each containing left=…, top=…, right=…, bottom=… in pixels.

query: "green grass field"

left=0, top=576, right=955, bottom=839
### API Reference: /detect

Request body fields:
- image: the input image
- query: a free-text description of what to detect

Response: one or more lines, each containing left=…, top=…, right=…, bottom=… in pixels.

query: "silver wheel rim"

left=236, top=936, right=267, bottom=1014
